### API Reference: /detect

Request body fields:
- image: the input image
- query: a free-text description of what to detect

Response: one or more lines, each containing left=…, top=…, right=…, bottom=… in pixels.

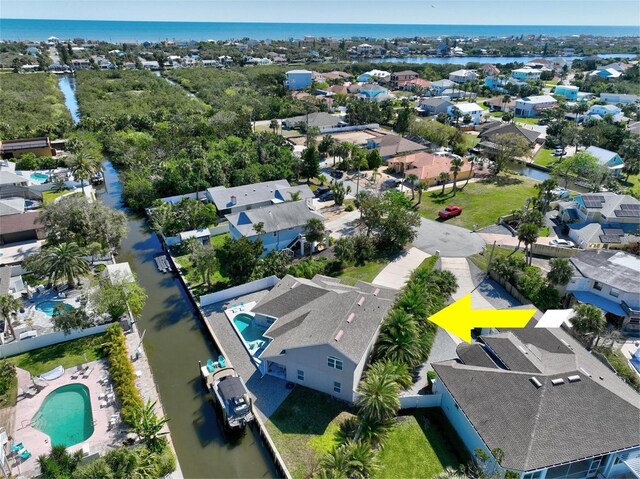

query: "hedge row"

left=104, top=324, right=143, bottom=424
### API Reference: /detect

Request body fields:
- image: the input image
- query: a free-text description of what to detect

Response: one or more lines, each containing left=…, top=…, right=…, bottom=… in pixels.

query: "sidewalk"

left=372, top=247, right=430, bottom=289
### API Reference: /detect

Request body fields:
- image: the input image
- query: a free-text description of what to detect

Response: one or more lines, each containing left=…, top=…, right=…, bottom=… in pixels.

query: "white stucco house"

left=515, top=95, right=558, bottom=118
left=448, top=102, right=484, bottom=125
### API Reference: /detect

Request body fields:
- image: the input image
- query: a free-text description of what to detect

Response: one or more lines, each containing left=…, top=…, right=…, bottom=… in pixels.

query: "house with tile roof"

left=388, top=152, right=472, bottom=185
left=246, top=274, right=397, bottom=401
left=433, top=310, right=640, bottom=479
left=567, top=250, right=640, bottom=332
left=226, top=201, right=325, bottom=255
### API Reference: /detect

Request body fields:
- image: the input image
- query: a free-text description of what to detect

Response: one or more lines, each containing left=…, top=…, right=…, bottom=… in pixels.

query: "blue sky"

left=3, top=0, right=640, bottom=25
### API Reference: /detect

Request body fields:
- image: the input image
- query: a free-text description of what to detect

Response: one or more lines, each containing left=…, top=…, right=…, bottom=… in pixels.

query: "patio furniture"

left=10, top=443, right=24, bottom=453
left=18, top=449, right=31, bottom=461
left=82, top=366, right=94, bottom=379
left=99, top=400, right=108, bottom=408
left=98, top=372, right=109, bottom=384
left=70, top=365, right=84, bottom=379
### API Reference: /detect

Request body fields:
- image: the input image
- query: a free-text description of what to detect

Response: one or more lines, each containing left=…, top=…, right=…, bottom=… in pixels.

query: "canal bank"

left=57, top=75, right=279, bottom=478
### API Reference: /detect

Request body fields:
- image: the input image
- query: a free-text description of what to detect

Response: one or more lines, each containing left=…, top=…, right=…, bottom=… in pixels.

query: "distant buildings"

left=511, top=66, right=543, bottom=81
left=447, top=102, right=484, bottom=125
left=554, top=85, right=579, bottom=101
left=585, top=146, right=625, bottom=176
left=514, top=95, right=558, bottom=118
left=390, top=70, right=419, bottom=89
left=448, top=69, right=478, bottom=84
left=285, top=70, right=313, bottom=90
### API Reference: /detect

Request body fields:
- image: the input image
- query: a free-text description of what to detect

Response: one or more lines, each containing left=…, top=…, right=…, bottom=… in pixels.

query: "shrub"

left=0, top=361, right=16, bottom=396
left=94, top=264, right=106, bottom=273
left=345, top=204, right=354, bottom=212
left=286, top=257, right=328, bottom=279
left=103, top=325, right=143, bottom=425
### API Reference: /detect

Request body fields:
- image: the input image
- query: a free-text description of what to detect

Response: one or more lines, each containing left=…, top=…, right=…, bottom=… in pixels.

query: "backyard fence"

left=200, top=276, right=279, bottom=307
left=531, top=243, right=578, bottom=258
left=399, top=394, right=442, bottom=409
left=0, top=324, right=109, bottom=358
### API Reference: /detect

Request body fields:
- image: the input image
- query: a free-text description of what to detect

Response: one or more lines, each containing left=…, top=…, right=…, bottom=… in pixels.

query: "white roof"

left=450, top=69, right=476, bottom=76
left=452, top=102, right=483, bottom=113
left=519, top=95, right=557, bottom=104
left=106, top=263, right=134, bottom=284
left=287, top=69, right=312, bottom=74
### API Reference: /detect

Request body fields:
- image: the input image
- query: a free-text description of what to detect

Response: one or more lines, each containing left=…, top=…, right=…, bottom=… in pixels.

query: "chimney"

left=230, top=195, right=237, bottom=205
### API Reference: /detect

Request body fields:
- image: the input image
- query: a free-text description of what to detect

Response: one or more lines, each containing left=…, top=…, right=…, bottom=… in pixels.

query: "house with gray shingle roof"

left=586, top=146, right=625, bottom=176
left=246, top=274, right=397, bottom=401
left=226, top=201, right=325, bottom=255
left=433, top=310, right=640, bottom=478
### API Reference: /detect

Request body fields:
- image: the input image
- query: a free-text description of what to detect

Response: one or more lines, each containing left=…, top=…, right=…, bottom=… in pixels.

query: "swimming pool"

left=35, top=300, right=74, bottom=317
left=30, top=172, right=49, bottom=183
left=32, top=384, right=94, bottom=447
left=233, top=313, right=268, bottom=343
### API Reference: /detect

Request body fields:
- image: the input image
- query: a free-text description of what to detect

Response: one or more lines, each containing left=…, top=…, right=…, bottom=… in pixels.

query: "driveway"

left=372, top=247, right=430, bottom=289
left=324, top=209, right=361, bottom=239
left=413, top=219, right=486, bottom=257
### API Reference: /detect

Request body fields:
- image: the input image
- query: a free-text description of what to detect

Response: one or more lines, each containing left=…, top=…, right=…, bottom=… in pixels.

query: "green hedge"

left=104, top=325, right=143, bottom=424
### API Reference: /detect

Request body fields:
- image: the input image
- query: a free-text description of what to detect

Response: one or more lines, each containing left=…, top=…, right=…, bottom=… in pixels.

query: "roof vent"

left=373, top=288, right=380, bottom=296
left=517, top=345, right=528, bottom=354
left=580, top=367, right=591, bottom=377
left=334, top=330, right=344, bottom=342
left=357, top=297, right=365, bottom=306
left=567, top=375, right=581, bottom=383
left=530, top=377, right=542, bottom=388
left=347, top=313, right=355, bottom=323
left=551, top=378, right=565, bottom=386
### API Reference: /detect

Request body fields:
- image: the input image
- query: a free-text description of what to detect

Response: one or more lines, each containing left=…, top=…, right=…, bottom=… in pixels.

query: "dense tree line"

left=0, top=73, right=72, bottom=139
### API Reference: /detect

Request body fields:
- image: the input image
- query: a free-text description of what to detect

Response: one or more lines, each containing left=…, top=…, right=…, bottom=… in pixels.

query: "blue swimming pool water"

left=233, top=313, right=268, bottom=343
left=30, top=172, right=49, bottom=183
left=35, top=300, right=74, bottom=317
left=32, top=383, right=94, bottom=447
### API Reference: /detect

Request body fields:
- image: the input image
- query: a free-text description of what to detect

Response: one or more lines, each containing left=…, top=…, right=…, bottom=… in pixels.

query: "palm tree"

left=517, top=223, right=539, bottom=266
left=461, top=155, right=478, bottom=190
left=435, top=466, right=467, bottom=479
left=66, top=152, right=101, bottom=195
left=449, top=157, right=464, bottom=193
left=0, top=294, right=21, bottom=340
left=357, top=415, right=394, bottom=447
left=130, top=399, right=170, bottom=453
left=415, top=180, right=427, bottom=204
left=304, top=218, right=325, bottom=244
left=33, top=242, right=91, bottom=288
left=547, top=258, right=573, bottom=286
left=376, top=311, right=423, bottom=366
left=501, top=94, right=511, bottom=112
left=356, top=367, right=400, bottom=423
left=288, top=190, right=302, bottom=201
left=366, top=360, right=412, bottom=389
left=405, top=173, right=419, bottom=200
left=86, top=241, right=104, bottom=265
left=438, top=172, right=450, bottom=194
left=269, top=118, right=279, bottom=134
left=571, top=304, right=605, bottom=349
left=319, top=444, right=353, bottom=479
left=395, top=284, right=429, bottom=320
left=343, top=440, right=379, bottom=478
left=38, top=445, right=84, bottom=479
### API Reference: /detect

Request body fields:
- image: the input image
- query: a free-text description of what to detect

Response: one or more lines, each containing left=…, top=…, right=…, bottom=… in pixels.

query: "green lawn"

left=42, top=189, right=82, bottom=204
left=595, top=347, right=640, bottom=392
left=210, top=232, right=229, bottom=249
left=173, top=233, right=231, bottom=296
left=469, top=246, right=525, bottom=272
left=461, top=133, right=479, bottom=150
left=514, top=117, right=542, bottom=125
left=419, top=255, right=438, bottom=272
left=419, top=175, right=539, bottom=230
left=8, top=334, right=106, bottom=376
left=533, top=148, right=558, bottom=168
left=618, top=173, right=640, bottom=197
left=335, top=259, right=390, bottom=286
left=265, top=387, right=355, bottom=479
left=374, top=410, right=468, bottom=479
left=0, top=375, right=18, bottom=409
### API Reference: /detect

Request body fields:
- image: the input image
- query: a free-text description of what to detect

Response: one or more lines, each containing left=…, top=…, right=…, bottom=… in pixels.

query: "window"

left=297, top=370, right=304, bottom=381
left=523, top=472, right=543, bottom=479
left=333, top=382, right=341, bottom=393
left=610, top=288, right=620, bottom=298
left=327, top=356, right=343, bottom=370
left=593, top=281, right=603, bottom=291
left=273, top=232, right=277, bottom=237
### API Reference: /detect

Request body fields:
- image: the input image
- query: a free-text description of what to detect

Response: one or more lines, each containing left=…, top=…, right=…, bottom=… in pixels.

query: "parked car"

left=549, top=239, right=576, bottom=248
left=438, top=205, right=463, bottom=219
left=551, top=187, right=570, bottom=199
left=318, top=191, right=334, bottom=202
left=330, top=169, right=344, bottom=179
left=382, top=178, right=402, bottom=189
left=553, top=148, right=566, bottom=157
left=314, top=186, right=331, bottom=198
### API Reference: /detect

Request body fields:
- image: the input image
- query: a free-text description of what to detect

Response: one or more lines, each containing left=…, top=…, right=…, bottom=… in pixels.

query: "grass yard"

left=265, top=387, right=355, bottom=479
left=514, top=117, right=542, bottom=125
left=533, top=148, right=558, bottom=168
left=461, top=133, right=480, bottom=150
left=469, top=245, right=524, bottom=272
left=419, top=255, right=438, bottom=272
left=618, top=173, right=640, bottom=197
left=173, top=233, right=231, bottom=296
left=0, top=375, right=18, bottom=409
left=595, top=347, right=640, bottom=392
left=335, top=259, right=390, bottom=286
left=42, top=190, right=82, bottom=204
left=418, top=175, right=539, bottom=230
left=373, top=410, right=468, bottom=479
left=8, top=334, right=106, bottom=376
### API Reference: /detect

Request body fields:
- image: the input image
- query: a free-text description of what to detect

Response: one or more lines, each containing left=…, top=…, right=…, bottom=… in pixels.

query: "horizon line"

left=1, top=18, right=637, bottom=28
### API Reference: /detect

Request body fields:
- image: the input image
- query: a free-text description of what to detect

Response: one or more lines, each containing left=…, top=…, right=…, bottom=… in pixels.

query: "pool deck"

left=202, top=290, right=293, bottom=421
left=11, top=360, right=123, bottom=478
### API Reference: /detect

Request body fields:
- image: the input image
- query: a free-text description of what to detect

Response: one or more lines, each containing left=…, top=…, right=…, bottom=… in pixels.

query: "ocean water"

left=1, top=19, right=638, bottom=42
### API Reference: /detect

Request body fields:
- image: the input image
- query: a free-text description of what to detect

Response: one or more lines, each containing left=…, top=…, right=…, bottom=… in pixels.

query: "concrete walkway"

left=479, top=232, right=555, bottom=248
left=372, top=247, right=430, bottom=289
left=324, top=209, right=361, bottom=239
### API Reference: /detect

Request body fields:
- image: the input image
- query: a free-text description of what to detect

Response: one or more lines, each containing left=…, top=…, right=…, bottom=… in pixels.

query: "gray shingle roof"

left=283, top=112, right=343, bottom=129
left=480, top=334, right=543, bottom=373
left=257, top=275, right=397, bottom=363
left=225, top=201, right=324, bottom=236
left=456, top=343, right=498, bottom=368
left=0, top=198, right=24, bottom=217
left=570, top=249, right=640, bottom=293
left=586, top=146, right=618, bottom=165
left=479, top=122, right=540, bottom=145
left=207, top=180, right=314, bottom=210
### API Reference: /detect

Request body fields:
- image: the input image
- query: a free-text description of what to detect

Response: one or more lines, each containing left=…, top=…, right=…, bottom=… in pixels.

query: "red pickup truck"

left=438, top=205, right=463, bottom=219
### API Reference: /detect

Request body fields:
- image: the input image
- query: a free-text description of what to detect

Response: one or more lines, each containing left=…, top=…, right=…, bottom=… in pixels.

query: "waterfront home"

left=567, top=250, right=640, bottom=332
left=590, top=67, right=622, bottom=79
left=416, top=97, right=453, bottom=116
left=356, top=84, right=389, bottom=101
left=388, top=152, right=471, bottom=186
left=448, top=69, right=478, bottom=84
left=207, top=180, right=314, bottom=217
left=285, top=70, right=313, bottom=90
left=281, top=112, right=345, bottom=131
left=599, top=93, right=640, bottom=105
left=484, top=76, right=526, bottom=93
left=248, top=274, right=397, bottom=401
left=0, top=137, right=55, bottom=160
left=553, top=85, right=579, bottom=101
left=585, top=146, right=625, bottom=176
left=478, top=122, right=541, bottom=148
left=226, top=201, right=325, bottom=254
left=514, top=95, right=558, bottom=118
left=71, top=59, right=91, bottom=70
left=511, top=66, right=543, bottom=81
left=430, top=79, right=457, bottom=96
left=433, top=315, right=640, bottom=479
left=479, top=64, right=500, bottom=76
left=357, top=69, right=391, bottom=83
left=448, top=102, right=484, bottom=125
left=390, top=70, right=419, bottom=88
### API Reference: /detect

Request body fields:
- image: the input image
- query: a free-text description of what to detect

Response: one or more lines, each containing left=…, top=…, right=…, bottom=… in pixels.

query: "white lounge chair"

left=82, top=366, right=94, bottom=379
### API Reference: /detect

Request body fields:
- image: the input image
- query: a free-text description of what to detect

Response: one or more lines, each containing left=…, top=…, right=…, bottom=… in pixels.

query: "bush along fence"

left=103, top=324, right=143, bottom=425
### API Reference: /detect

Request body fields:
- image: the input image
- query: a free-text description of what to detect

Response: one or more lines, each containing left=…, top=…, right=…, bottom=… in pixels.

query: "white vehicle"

left=550, top=239, right=576, bottom=248
left=551, top=187, right=570, bottom=199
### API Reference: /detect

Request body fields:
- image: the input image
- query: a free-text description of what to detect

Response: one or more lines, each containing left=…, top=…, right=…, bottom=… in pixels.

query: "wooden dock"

left=154, top=254, right=171, bottom=273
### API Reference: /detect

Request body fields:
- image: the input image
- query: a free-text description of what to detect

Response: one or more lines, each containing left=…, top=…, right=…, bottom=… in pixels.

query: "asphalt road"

left=413, top=219, right=486, bottom=257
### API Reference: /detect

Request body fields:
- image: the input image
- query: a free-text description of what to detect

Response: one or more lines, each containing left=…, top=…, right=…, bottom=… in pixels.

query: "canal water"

left=373, top=52, right=638, bottom=65
left=57, top=75, right=278, bottom=478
